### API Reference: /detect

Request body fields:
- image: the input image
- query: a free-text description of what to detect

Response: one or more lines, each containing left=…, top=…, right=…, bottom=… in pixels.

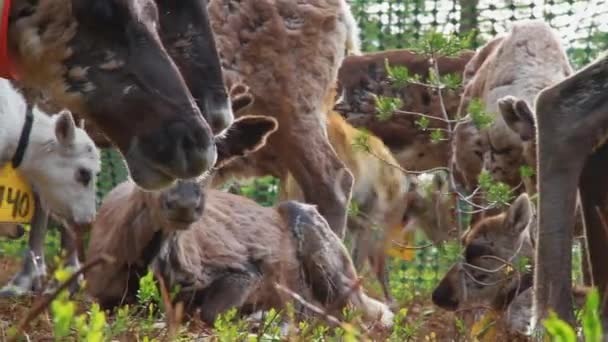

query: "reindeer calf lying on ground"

left=432, top=193, right=588, bottom=340
left=0, top=79, right=101, bottom=296
left=282, top=111, right=457, bottom=306
left=86, top=116, right=394, bottom=328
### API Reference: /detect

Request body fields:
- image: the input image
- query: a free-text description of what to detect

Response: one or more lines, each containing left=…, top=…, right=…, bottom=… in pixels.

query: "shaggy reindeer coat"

left=206, top=0, right=360, bottom=237
left=335, top=49, right=473, bottom=172
left=86, top=182, right=394, bottom=327
left=452, top=20, right=572, bottom=193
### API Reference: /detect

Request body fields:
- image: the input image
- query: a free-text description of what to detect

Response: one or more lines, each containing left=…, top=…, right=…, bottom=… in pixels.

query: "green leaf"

left=468, top=98, right=494, bottom=129
left=582, top=288, right=603, bottom=342
left=415, top=116, right=430, bottom=131
left=542, top=311, right=577, bottom=342
left=520, top=165, right=535, bottom=178
left=374, top=95, right=402, bottom=121
left=430, top=129, right=445, bottom=143
left=352, top=129, right=371, bottom=152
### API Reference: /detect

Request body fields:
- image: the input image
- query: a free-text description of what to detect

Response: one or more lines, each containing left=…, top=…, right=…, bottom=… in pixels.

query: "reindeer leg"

left=534, top=56, right=608, bottom=326
left=369, top=251, right=395, bottom=308
left=42, top=225, right=83, bottom=296
left=0, top=194, right=48, bottom=297
left=348, top=218, right=370, bottom=272
left=578, top=143, right=608, bottom=323
left=195, top=265, right=262, bottom=324
left=273, top=114, right=353, bottom=239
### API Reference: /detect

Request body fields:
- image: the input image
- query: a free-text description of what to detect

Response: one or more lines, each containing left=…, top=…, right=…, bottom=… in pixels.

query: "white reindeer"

left=0, top=79, right=100, bottom=296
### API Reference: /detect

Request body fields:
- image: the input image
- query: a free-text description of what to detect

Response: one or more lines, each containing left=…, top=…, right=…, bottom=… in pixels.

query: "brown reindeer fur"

left=8, top=1, right=85, bottom=113
left=282, top=111, right=459, bottom=304
left=452, top=20, right=572, bottom=194
left=205, top=0, right=360, bottom=237
left=86, top=184, right=394, bottom=327
left=432, top=193, right=589, bottom=340
left=0, top=223, right=25, bottom=240
left=281, top=111, right=412, bottom=305
left=334, top=49, right=474, bottom=171
left=86, top=114, right=394, bottom=327
left=532, top=51, right=608, bottom=323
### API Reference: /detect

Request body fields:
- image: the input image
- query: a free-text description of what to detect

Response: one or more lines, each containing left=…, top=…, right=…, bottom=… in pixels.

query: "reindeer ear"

left=55, top=110, right=76, bottom=146
left=215, top=115, right=278, bottom=169
left=498, top=96, right=535, bottom=141
left=505, top=193, right=532, bottom=235
left=79, top=118, right=85, bottom=129
left=229, top=83, right=254, bottom=115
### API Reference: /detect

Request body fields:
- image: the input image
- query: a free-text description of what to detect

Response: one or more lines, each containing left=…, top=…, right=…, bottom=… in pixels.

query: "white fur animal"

left=0, top=80, right=101, bottom=225
left=0, top=79, right=100, bottom=296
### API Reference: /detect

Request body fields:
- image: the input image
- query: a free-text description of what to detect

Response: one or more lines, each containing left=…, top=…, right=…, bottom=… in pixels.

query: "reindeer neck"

left=10, top=106, right=58, bottom=181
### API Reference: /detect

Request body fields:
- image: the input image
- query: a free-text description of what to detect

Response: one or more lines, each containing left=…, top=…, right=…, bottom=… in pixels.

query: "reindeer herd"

left=0, top=0, right=606, bottom=338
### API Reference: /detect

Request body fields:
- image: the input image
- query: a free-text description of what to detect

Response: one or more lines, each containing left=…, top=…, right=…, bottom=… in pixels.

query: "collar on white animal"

left=0, top=0, right=16, bottom=80
left=12, top=103, right=33, bottom=168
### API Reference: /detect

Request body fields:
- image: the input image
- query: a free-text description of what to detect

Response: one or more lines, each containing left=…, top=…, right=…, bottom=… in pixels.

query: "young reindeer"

left=282, top=111, right=458, bottom=306
left=85, top=115, right=394, bottom=328
left=0, top=81, right=255, bottom=299
left=431, top=193, right=588, bottom=340
left=0, top=79, right=100, bottom=295
left=202, top=0, right=362, bottom=237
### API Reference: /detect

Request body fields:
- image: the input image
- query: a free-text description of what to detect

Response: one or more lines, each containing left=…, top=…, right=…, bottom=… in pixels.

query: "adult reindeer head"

left=156, top=0, right=233, bottom=135
left=7, top=0, right=222, bottom=190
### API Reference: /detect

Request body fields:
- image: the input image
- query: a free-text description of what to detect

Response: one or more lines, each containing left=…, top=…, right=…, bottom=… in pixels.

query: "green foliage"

left=230, top=176, right=279, bottom=207
left=581, top=288, right=603, bottom=342
left=51, top=289, right=76, bottom=340
left=543, top=288, right=604, bottom=342
left=389, top=308, right=420, bottom=341
left=468, top=98, right=494, bottom=129
left=352, top=129, right=372, bottom=153
left=74, top=303, right=106, bottom=342
left=214, top=308, right=249, bottom=342
left=439, top=73, right=463, bottom=90
left=385, top=59, right=420, bottom=88
left=137, top=270, right=161, bottom=307
left=478, top=171, right=514, bottom=207
left=543, top=311, right=577, bottom=342
left=415, top=116, right=430, bottom=131
left=430, top=129, right=445, bottom=143
left=255, top=308, right=282, bottom=341
left=520, top=164, right=535, bottom=179
left=375, top=95, right=402, bottom=121
left=106, top=305, right=132, bottom=338
left=348, top=201, right=361, bottom=218
left=454, top=317, right=467, bottom=337
left=49, top=262, right=107, bottom=342
left=410, top=30, right=475, bottom=58
left=514, top=255, right=532, bottom=274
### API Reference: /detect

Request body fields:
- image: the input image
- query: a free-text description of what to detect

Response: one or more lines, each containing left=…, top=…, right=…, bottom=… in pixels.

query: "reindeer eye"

left=76, top=168, right=92, bottom=187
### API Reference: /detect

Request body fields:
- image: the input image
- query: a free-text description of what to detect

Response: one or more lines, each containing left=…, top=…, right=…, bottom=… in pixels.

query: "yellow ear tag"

left=0, top=164, right=35, bottom=223
left=471, top=310, right=499, bottom=342
left=385, top=225, right=416, bottom=261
